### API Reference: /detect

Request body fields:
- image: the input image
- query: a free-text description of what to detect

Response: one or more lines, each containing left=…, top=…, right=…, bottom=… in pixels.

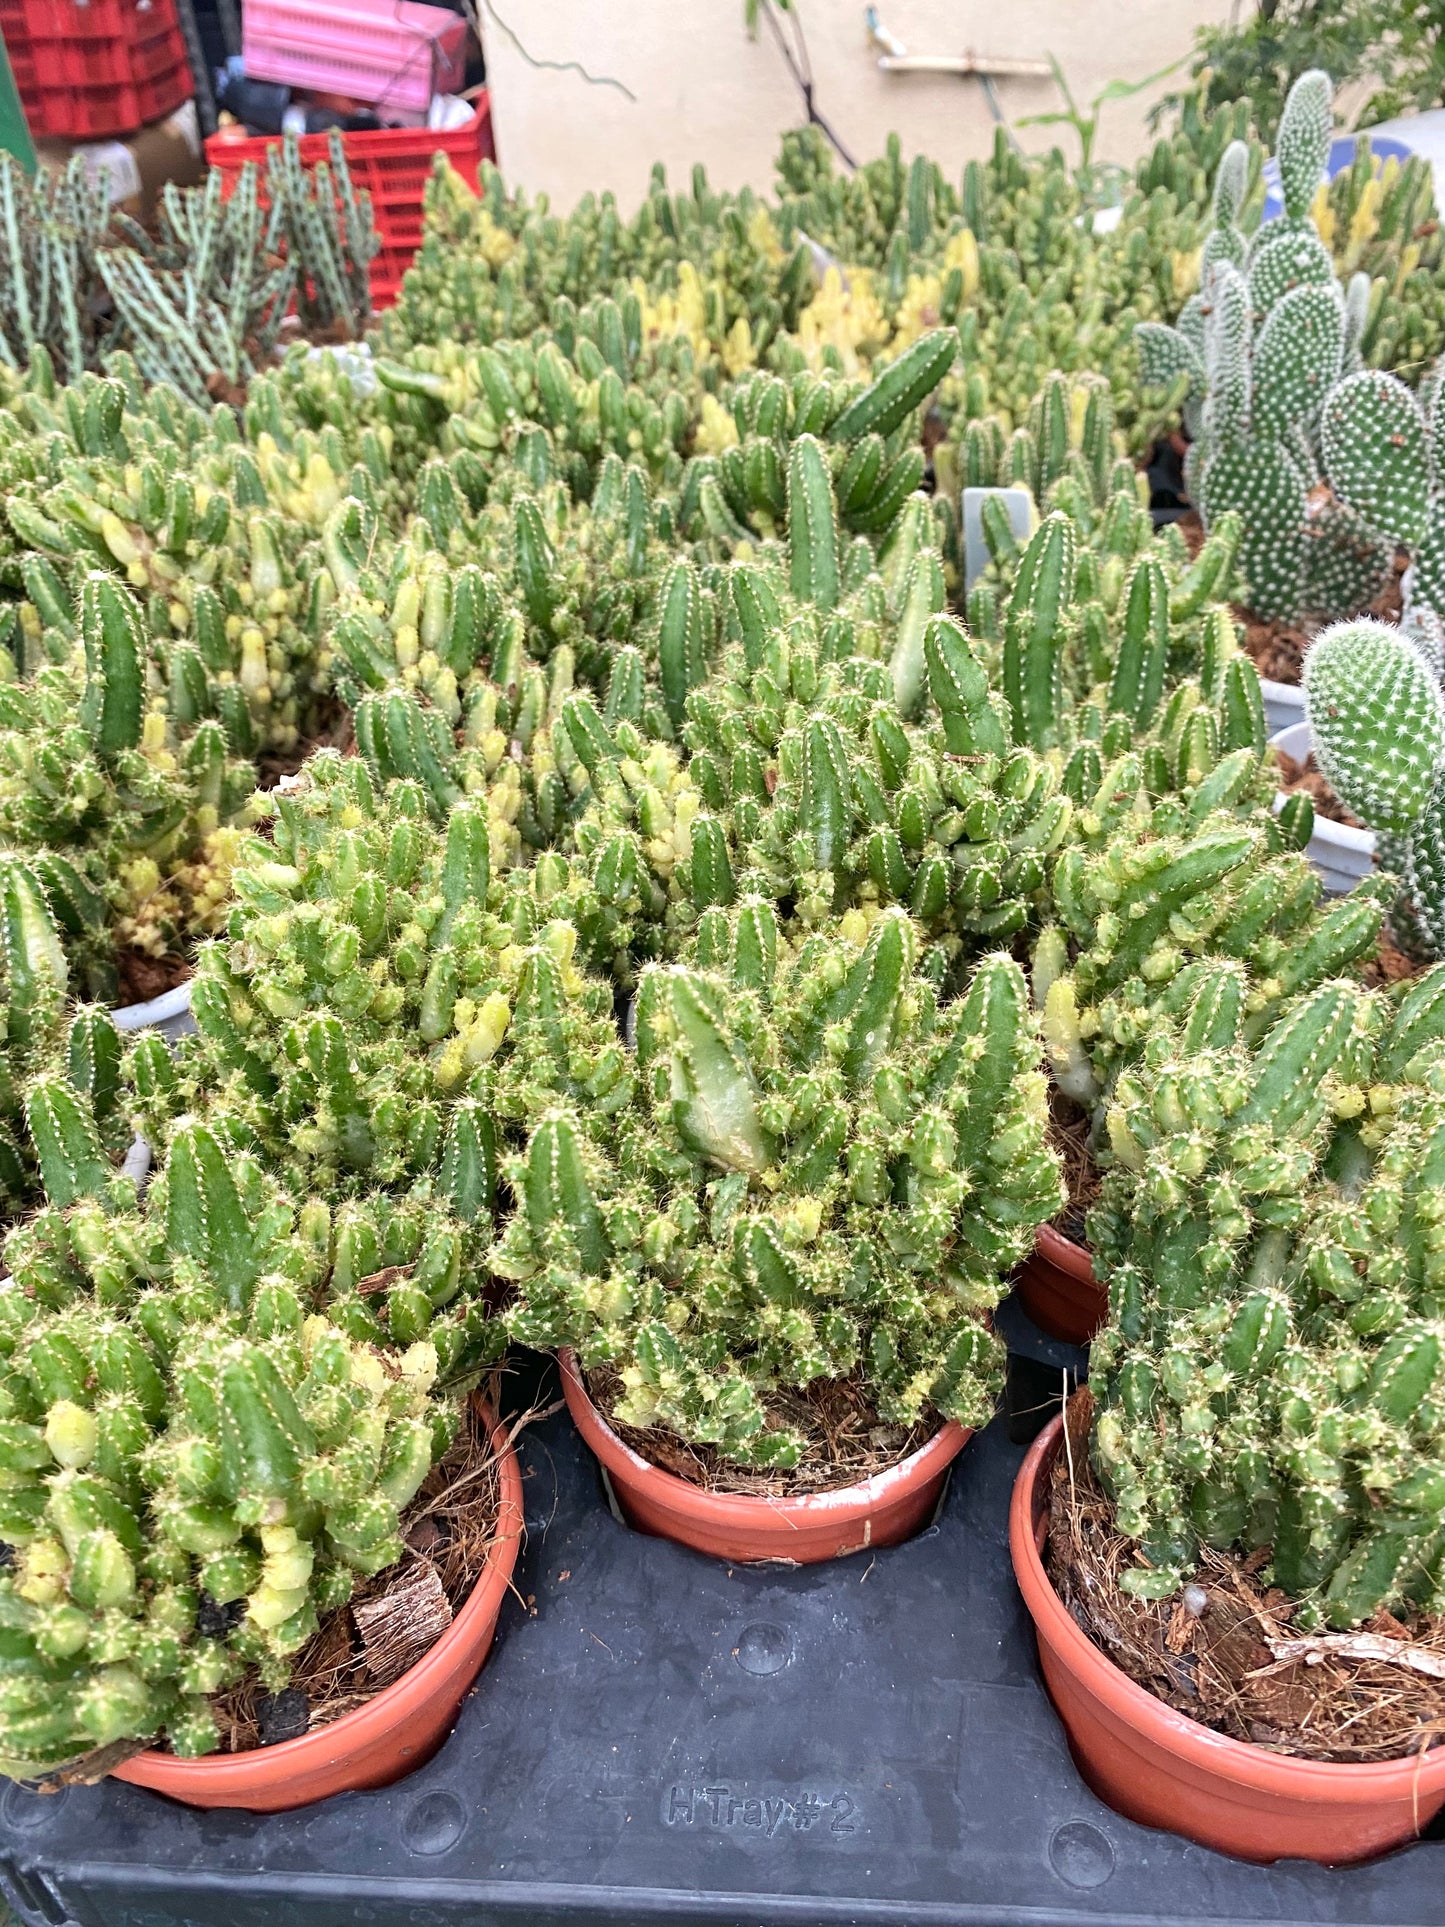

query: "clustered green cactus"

left=1088, top=967, right=1445, bottom=1629
left=1301, top=615, right=1445, bottom=963
left=497, top=906, right=1059, bottom=1465
left=0, top=857, right=136, bottom=1216
left=1136, top=70, right=1423, bottom=626
left=0, top=133, right=373, bottom=396
left=0, top=83, right=1441, bottom=1783
left=0, top=1111, right=464, bottom=1773
left=0, top=570, right=256, bottom=999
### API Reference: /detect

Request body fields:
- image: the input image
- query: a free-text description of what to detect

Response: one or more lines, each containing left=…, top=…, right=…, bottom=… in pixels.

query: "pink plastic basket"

left=241, top=0, right=467, bottom=121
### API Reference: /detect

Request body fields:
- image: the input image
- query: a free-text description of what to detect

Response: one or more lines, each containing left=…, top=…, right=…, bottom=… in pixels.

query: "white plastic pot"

left=110, top=980, right=195, bottom=1042
left=1270, top=722, right=1377, bottom=896
left=1259, top=677, right=1305, bottom=736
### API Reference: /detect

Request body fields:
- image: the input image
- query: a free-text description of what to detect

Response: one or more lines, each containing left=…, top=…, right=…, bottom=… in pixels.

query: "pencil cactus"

left=498, top=905, right=1061, bottom=1467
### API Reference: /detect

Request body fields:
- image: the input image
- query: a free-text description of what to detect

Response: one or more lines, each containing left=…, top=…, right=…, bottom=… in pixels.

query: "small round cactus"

left=1303, top=618, right=1445, bottom=833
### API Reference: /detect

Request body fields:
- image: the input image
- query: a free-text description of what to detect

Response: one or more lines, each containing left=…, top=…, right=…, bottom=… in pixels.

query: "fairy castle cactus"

left=1034, top=781, right=1388, bottom=1110
left=1086, top=966, right=1445, bottom=1629
left=3, top=364, right=344, bottom=759
left=176, top=748, right=630, bottom=1368
left=0, top=573, right=256, bottom=996
left=0, top=1115, right=460, bottom=1773
left=549, top=601, right=1075, bottom=981
left=496, top=904, right=1061, bottom=1467
left=956, top=370, right=1139, bottom=526
left=680, top=329, right=956, bottom=570
left=0, top=858, right=133, bottom=1212
left=978, top=503, right=1264, bottom=778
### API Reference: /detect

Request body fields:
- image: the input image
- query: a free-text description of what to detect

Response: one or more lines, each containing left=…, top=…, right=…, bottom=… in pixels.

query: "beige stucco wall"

left=480, top=0, right=1237, bottom=213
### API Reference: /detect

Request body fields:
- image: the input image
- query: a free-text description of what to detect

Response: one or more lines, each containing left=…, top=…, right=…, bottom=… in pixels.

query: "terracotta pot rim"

left=1011, top=1413, right=1445, bottom=1798
left=1035, top=1221, right=1096, bottom=1280
left=559, top=1348, right=969, bottom=1524
left=116, top=1392, right=523, bottom=1793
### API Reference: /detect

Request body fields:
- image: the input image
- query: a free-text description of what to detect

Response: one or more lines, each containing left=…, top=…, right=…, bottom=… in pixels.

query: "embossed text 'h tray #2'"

left=2, top=1343, right=1445, bottom=1927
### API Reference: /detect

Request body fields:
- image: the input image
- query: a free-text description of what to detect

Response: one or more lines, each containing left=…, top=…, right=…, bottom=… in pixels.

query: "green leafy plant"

left=1018, top=52, right=1189, bottom=205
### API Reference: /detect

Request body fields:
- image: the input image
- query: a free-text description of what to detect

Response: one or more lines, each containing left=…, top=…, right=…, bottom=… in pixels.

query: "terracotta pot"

left=1015, top=1224, right=1106, bottom=1346
left=559, top=1350, right=969, bottom=1565
left=1010, top=1414, right=1445, bottom=1864
left=113, top=1395, right=523, bottom=1813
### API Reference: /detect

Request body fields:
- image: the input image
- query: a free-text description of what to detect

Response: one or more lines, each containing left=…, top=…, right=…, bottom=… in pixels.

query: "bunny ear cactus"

left=1246, top=71, right=1338, bottom=321
left=1192, top=261, right=1345, bottom=622
left=1301, top=616, right=1445, bottom=965
left=1086, top=968, right=1445, bottom=1628
left=1275, top=69, right=1333, bottom=230
left=1199, top=139, right=1249, bottom=279
left=503, top=906, right=1060, bottom=1468
left=1136, top=66, right=1427, bottom=629
left=1303, top=619, right=1445, bottom=834
left=1321, top=369, right=1431, bottom=550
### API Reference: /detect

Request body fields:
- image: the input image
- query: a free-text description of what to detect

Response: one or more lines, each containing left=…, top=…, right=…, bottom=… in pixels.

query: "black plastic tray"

left=3, top=1306, right=1444, bottom=1927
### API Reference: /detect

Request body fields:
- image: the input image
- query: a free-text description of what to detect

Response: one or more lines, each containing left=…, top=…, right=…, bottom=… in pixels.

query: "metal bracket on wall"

left=863, top=7, right=1049, bottom=139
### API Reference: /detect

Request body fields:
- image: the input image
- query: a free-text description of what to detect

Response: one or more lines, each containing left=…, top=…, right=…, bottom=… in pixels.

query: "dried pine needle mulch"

left=1047, top=1392, right=1445, bottom=1764
left=1048, top=1086, right=1100, bottom=1249
left=587, top=1363, right=936, bottom=1499
left=201, top=1392, right=507, bottom=1755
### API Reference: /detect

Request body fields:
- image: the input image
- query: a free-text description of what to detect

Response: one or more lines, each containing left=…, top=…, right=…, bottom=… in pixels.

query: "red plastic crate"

left=0, top=0, right=191, bottom=139
left=205, top=92, right=493, bottom=311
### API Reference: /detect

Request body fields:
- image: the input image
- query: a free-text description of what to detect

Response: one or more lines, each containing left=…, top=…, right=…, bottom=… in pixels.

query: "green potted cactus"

left=0, top=746, right=562, bottom=1808
left=0, top=1098, right=524, bottom=1809
left=1135, top=68, right=1418, bottom=737
left=1012, top=968, right=1445, bottom=1862
left=1298, top=615, right=1445, bottom=924
left=496, top=902, right=1061, bottom=1561
left=0, top=571, right=257, bottom=1016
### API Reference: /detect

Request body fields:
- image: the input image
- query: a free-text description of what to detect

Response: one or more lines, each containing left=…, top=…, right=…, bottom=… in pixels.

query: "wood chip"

left=1264, top=1634, right=1445, bottom=1683
left=353, top=1560, right=452, bottom=1687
